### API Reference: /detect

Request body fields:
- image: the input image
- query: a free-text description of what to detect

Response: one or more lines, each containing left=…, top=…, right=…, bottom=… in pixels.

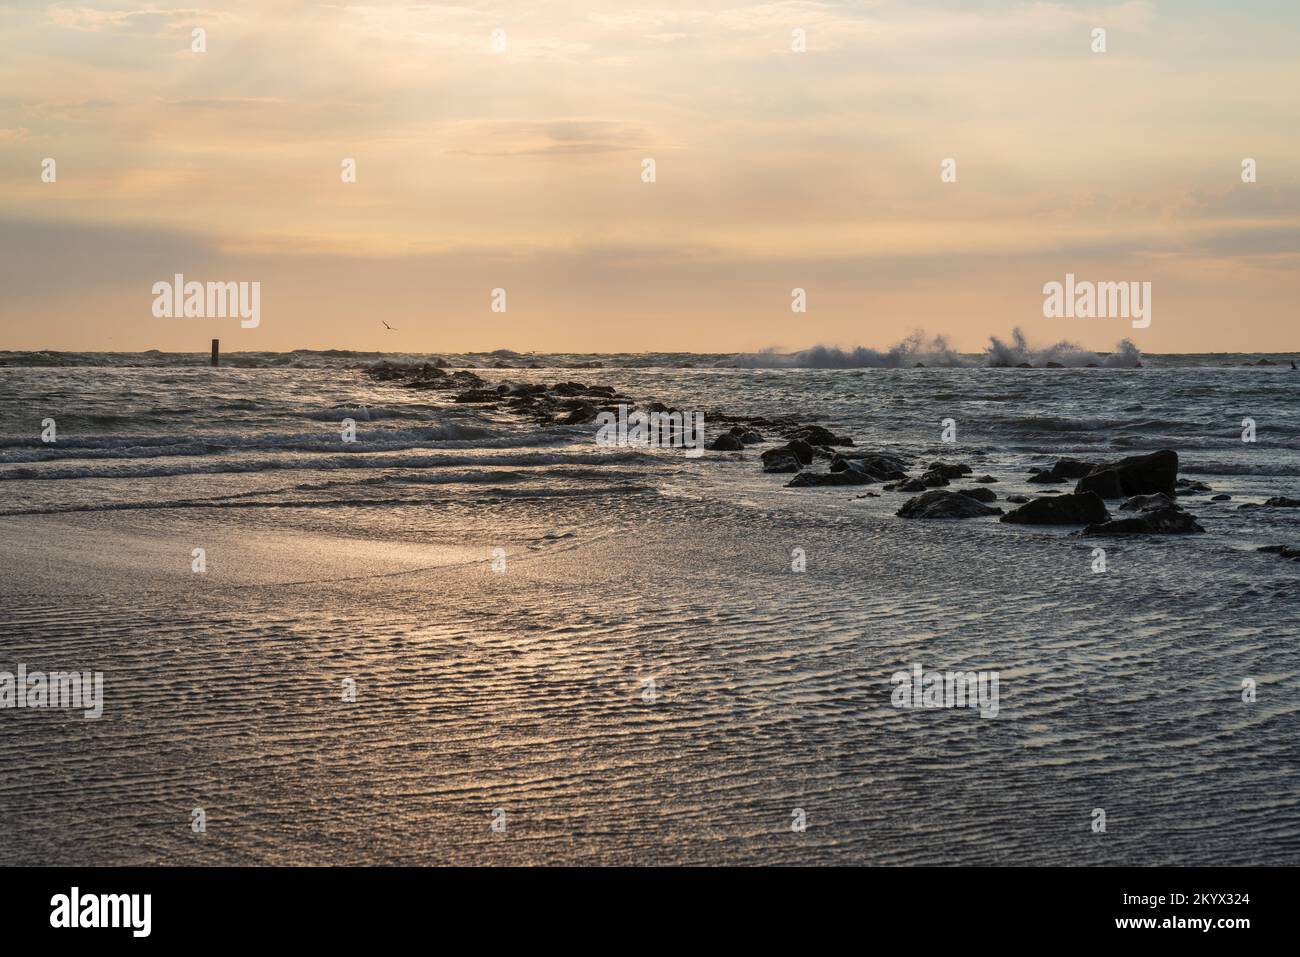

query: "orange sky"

left=2, top=0, right=1298, bottom=353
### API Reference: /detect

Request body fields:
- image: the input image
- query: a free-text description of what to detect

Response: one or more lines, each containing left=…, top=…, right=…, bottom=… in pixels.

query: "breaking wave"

left=728, top=328, right=1144, bottom=369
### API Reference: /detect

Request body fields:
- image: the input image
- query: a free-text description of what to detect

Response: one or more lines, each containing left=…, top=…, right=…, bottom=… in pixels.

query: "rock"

left=561, top=402, right=599, bottom=424
left=761, top=440, right=814, bottom=468
left=1239, top=497, right=1300, bottom=509
left=1005, top=494, right=1030, bottom=504
left=973, top=475, right=998, bottom=483
left=893, top=478, right=928, bottom=492
left=786, top=470, right=876, bottom=488
left=919, top=469, right=951, bottom=488
left=1045, top=361, right=1065, bottom=368
left=1212, top=494, right=1231, bottom=501
left=1259, top=545, right=1300, bottom=558
left=1001, top=492, right=1109, bottom=525
left=762, top=454, right=801, bottom=474
left=1075, top=450, right=1178, bottom=498
left=1016, top=362, right=1032, bottom=368
left=830, top=451, right=909, bottom=480
left=728, top=426, right=764, bottom=444
left=784, top=425, right=853, bottom=447
left=1075, top=468, right=1124, bottom=498
left=706, top=433, right=745, bottom=452
left=896, top=490, right=1003, bottom=519
left=1119, top=493, right=1179, bottom=512
left=1083, top=507, right=1205, bottom=535
left=958, top=487, right=997, bottom=503
left=1176, top=478, right=1212, bottom=492
left=1030, top=458, right=1097, bottom=482
left=926, top=461, right=972, bottom=479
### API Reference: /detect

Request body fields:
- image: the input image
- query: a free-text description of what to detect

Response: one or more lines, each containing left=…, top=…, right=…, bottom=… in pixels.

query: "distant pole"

left=211, top=339, right=220, bottom=367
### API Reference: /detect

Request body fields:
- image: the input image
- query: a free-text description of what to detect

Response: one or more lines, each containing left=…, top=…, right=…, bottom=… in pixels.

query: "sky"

left=1, top=0, right=1298, bottom=354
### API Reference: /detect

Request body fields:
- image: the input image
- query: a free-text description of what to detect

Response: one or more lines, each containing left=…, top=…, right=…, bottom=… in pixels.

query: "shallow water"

left=1, top=356, right=1298, bottom=864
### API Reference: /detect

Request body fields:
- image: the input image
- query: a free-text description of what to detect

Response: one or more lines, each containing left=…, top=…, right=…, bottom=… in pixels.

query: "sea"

left=1, top=345, right=1297, bottom=864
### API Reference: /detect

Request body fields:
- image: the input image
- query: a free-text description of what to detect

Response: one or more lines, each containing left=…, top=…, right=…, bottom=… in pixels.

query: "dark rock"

left=786, top=470, right=876, bottom=488
left=958, top=487, right=997, bottom=503
left=1259, top=544, right=1300, bottom=558
left=1045, top=361, right=1065, bottom=368
left=896, top=490, right=1003, bottom=519
left=919, top=470, right=951, bottom=488
left=1083, top=507, right=1205, bottom=535
left=1016, top=362, right=1032, bottom=368
left=1119, top=493, right=1179, bottom=512
left=893, top=478, right=928, bottom=492
left=1238, top=497, right=1300, bottom=509
left=762, top=454, right=801, bottom=474
left=729, top=426, right=764, bottom=444
left=561, top=402, right=599, bottom=424
left=1075, top=450, right=1178, bottom=498
left=1030, top=457, right=1097, bottom=482
left=784, top=425, right=853, bottom=447
left=706, top=433, right=745, bottom=452
left=1001, top=492, right=1109, bottom=525
left=1005, top=494, right=1030, bottom=504
left=1211, top=494, right=1231, bottom=501
left=926, top=461, right=972, bottom=479
left=830, top=451, right=909, bottom=480
left=761, top=441, right=814, bottom=468
left=973, top=475, right=998, bottom=483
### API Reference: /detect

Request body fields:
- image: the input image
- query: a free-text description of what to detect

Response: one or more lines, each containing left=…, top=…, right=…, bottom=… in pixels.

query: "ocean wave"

left=0, top=423, right=545, bottom=463
left=726, top=327, right=1144, bottom=369
left=0, top=448, right=659, bottom=482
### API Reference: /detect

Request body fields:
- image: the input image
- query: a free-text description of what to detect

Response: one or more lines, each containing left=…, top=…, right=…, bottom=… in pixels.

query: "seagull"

left=382, top=321, right=397, bottom=331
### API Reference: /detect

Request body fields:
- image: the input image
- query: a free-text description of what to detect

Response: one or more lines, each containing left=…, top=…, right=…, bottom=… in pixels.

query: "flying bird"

left=382, top=321, right=397, bottom=331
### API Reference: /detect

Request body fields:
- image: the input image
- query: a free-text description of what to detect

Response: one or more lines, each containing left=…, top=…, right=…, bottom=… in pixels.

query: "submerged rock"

left=1029, top=458, right=1097, bottom=483
left=1083, top=507, right=1205, bottom=535
left=896, top=490, right=1003, bottom=519
left=761, top=440, right=814, bottom=468
left=919, top=469, right=951, bottom=488
left=889, top=477, right=928, bottom=492
left=1005, top=494, right=1030, bottom=504
left=786, top=470, right=876, bottom=488
left=926, top=461, right=972, bottom=479
left=1239, top=497, right=1300, bottom=509
left=973, top=475, right=999, bottom=483
left=728, top=426, right=764, bottom=445
left=1119, top=493, right=1179, bottom=512
left=1258, top=544, right=1300, bottom=559
left=958, top=487, right=997, bottom=503
left=706, top=433, right=744, bottom=452
left=1001, top=491, right=1109, bottom=525
left=762, top=454, right=801, bottom=473
left=829, top=451, right=909, bottom=480
left=784, top=425, right=854, bottom=447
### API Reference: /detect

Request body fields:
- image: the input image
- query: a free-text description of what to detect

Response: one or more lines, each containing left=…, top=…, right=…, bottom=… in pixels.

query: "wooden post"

left=211, top=339, right=220, bottom=367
